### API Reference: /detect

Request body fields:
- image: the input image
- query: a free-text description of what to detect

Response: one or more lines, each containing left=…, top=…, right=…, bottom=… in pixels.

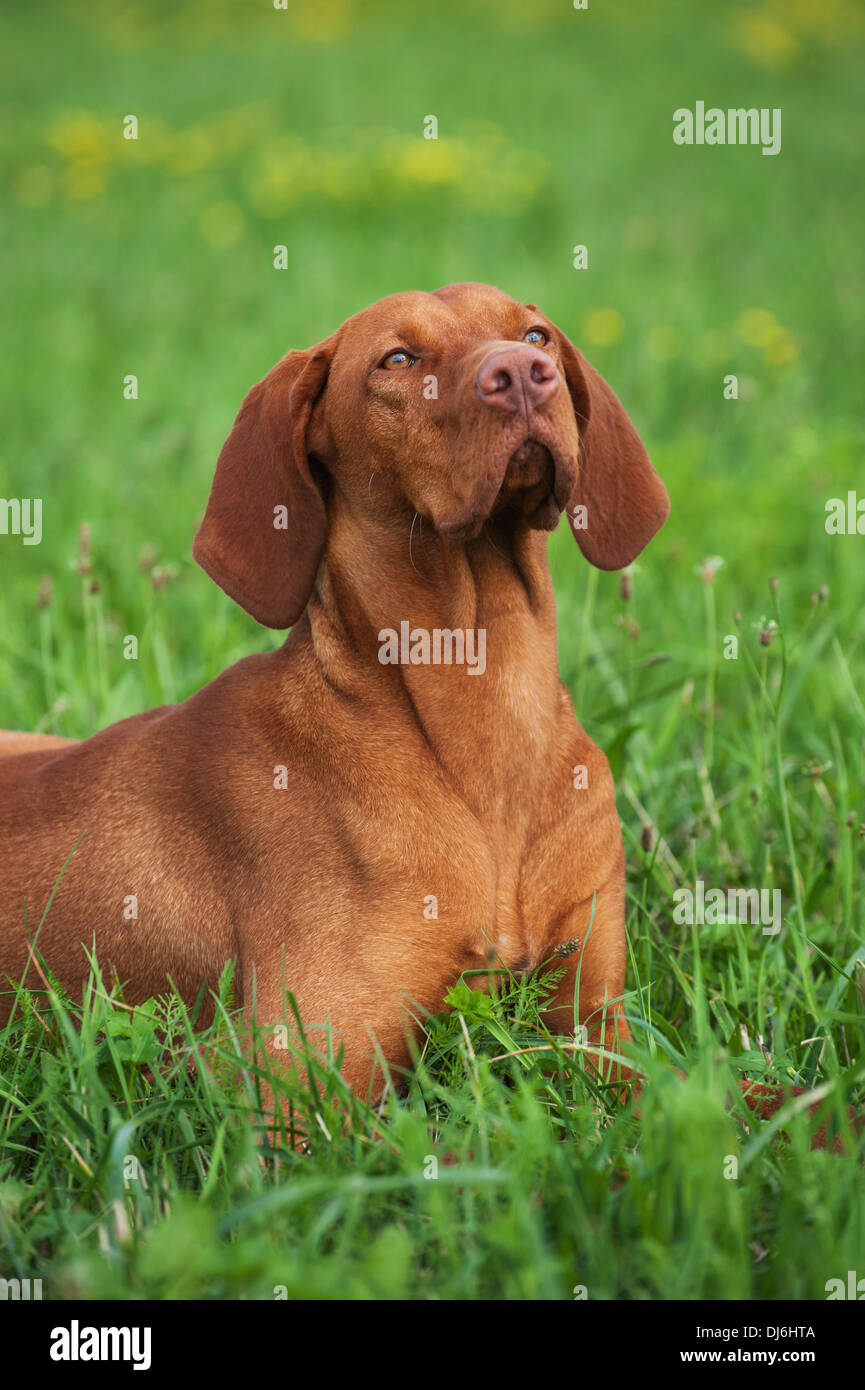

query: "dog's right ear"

left=550, top=327, right=669, bottom=571
left=193, top=337, right=336, bottom=629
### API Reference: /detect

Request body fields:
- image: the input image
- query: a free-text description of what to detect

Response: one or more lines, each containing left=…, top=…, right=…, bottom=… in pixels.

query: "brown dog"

left=2, top=282, right=667, bottom=1100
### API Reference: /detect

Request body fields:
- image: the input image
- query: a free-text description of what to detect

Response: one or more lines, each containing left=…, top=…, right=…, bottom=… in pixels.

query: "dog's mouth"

left=491, top=438, right=567, bottom=530
left=498, top=438, right=554, bottom=496
left=435, top=432, right=577, bottom=541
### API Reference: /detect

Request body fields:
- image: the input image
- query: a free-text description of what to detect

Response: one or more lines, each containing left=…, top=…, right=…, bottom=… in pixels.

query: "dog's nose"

left=476, top=346, right=558, bottom=414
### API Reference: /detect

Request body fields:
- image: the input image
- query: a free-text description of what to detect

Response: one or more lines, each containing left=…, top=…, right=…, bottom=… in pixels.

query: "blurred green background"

left=2, top=0, right=863, bottom=739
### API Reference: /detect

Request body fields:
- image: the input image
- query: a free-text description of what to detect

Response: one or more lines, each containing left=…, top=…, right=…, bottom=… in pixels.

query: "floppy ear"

left=553, top=329, right=670, bottom=570
left=193, top=338, right=335, bottom=628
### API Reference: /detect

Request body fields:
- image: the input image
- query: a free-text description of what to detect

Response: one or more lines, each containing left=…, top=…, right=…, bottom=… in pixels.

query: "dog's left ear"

left=193, top=334, right=336, bottom=629
left=552, top=328, right=670, bottom=570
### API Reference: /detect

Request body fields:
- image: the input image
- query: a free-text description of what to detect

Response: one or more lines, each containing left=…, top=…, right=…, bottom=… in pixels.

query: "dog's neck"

left=301, top=492, right=570, bottom=822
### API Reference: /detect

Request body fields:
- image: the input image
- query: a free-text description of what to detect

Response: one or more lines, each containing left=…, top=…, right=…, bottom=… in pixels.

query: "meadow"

left=1, top=0, right=864, bottom=1300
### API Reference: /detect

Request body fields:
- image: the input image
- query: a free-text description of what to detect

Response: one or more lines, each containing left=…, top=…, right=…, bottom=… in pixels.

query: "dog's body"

left=0, top=283, right=669, bottom=1093
left=0, top=543, right=624, bottom=1086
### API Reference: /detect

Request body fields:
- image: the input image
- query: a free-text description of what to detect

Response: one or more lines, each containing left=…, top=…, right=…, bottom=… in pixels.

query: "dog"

left=0, top=282, right=844, bottom=1143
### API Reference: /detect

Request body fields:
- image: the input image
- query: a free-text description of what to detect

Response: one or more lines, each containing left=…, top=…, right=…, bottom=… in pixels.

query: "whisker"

left=482, top=521, right=507, bottom=560
left=409, top=511, right=420, bottom=575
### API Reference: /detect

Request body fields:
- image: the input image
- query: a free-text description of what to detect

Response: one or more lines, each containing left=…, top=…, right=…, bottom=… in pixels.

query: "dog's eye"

left=381, top=350, right=416, bottom=371
left=524, top=328, right=548, bottom=346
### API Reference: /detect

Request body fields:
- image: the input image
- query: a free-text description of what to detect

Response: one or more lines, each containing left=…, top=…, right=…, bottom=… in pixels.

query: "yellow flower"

left=291, top=0, right=351, bottom=40
left=763, top=329, right=799, bottom=367
left=726, top=0, right=864, bottom=70
left=396, top=139, right=460, bottom=186
left=727, top=12, right=799, bottom=70
left=583, top=308, right=624, bottom=347
left=737, top=308, right=798, bottom=367
left=737, top=307, right=780, bottom=347
left=48, top=111, right=111, bottom=165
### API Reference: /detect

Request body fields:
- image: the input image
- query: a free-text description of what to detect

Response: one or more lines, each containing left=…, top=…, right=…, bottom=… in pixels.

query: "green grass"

left=1, top=0, right=864, bottom=1300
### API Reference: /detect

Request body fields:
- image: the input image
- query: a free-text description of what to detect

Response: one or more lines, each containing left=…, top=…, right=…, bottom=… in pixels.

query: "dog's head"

left=193, top=282, right=669, bottom=628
